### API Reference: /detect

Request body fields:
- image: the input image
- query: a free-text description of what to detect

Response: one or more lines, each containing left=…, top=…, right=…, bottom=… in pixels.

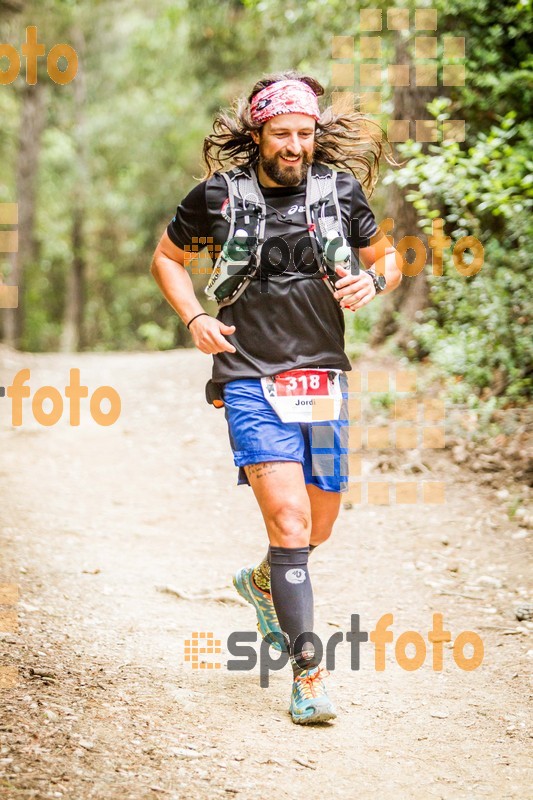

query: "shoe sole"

left=291, top=708, right=337, bottom=724
left=232, top=572, right=284, bottom=651
left=289, top=697, right=337, bottom=724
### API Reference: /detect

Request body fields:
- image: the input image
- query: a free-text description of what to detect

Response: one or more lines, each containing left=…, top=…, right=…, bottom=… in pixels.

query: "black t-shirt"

left=167, top=165, right=380, bottom=383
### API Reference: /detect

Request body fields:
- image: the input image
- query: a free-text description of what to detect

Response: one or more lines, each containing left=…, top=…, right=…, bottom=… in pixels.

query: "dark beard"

left=260, top=148, right=314, bottom=187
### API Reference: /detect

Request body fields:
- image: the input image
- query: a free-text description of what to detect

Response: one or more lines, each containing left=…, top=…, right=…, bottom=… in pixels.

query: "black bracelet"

left=186, top=312, right=209, bottom=330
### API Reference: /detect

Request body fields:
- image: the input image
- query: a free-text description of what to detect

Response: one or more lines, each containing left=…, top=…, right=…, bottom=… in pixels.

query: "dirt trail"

left=0, top=347, right=531, bottom=800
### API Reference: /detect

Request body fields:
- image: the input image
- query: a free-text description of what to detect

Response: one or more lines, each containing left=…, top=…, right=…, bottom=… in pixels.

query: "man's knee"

left=311, top=524, right=334, bottom=546
left=308, top=489, right=341, bottom=545
left=266, top=503, right=311, bottom=548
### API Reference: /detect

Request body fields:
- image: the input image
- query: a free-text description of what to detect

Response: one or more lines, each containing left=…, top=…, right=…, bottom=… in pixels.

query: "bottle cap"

left=335, top=244, right=351, bottom=262
left=325, top=233, right=351, bottom=263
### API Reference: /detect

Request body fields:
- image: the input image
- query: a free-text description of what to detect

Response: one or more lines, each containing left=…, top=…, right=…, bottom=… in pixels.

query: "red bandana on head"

left=250, top=79, right=321, bottom=125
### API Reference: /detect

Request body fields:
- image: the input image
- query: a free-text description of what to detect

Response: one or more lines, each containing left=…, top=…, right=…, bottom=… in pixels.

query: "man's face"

left=251, top=113, right=316, bottom=187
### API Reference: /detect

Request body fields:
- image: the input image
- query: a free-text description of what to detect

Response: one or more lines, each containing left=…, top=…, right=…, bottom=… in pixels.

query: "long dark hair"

left=202, top=71, right=397, bottom=195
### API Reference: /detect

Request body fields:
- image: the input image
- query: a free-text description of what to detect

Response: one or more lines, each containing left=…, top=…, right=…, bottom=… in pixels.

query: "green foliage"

left=436, top=0, right=533, bottom=134
left=370, top=392, right=395, bottom=411
left=388, top=99, right=532, bottom=236
left=385, top=101, right=533, bottom=404
left=343, top=297, right=382, bottom=362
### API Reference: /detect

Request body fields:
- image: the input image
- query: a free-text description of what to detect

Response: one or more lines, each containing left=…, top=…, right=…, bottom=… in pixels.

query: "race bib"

left=261, top=369, right=343, bottom=423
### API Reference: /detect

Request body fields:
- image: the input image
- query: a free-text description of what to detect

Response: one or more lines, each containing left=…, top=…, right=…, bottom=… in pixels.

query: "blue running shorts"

left=222, top=376, right=350, bottom=493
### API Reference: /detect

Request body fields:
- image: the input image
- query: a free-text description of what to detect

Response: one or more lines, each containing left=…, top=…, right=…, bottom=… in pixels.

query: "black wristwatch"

left=367, top=268, right=387, bottom=295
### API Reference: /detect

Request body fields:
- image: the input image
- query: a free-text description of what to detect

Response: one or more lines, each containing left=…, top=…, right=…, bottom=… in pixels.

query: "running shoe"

left=233, top=566, right=284, bottom=651
left=289, top=666, right=337, bottom=724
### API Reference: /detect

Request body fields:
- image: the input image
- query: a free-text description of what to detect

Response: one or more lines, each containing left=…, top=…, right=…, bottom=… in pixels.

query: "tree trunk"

left=2, top=82, right=47, bottom=348
left=371, top=32, right=436, bottom=349
left=0, top=0, right=24, bottom=12
left=60, top=26, right=87, bottom=353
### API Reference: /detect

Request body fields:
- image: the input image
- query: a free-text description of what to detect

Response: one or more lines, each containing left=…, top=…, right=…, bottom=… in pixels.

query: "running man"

left=151, top=72, right=403, bottom=724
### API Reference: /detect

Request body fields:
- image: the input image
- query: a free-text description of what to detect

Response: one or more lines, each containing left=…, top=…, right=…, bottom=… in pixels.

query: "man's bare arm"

left=150, top=231, right=236, bottom=354
left=150, top=231, right=206, bottom=325
left=357, top=236, right=403, bottom=295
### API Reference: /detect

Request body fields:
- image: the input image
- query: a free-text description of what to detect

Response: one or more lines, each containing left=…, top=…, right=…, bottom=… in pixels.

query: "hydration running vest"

left=204, top=163, right=349, bottom=307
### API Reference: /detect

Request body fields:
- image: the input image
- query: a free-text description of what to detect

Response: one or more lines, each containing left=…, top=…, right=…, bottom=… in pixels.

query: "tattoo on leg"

left=246, top=462, right=281, bottom=480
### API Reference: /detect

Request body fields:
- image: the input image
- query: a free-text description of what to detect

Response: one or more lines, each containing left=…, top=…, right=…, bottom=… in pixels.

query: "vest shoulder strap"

left=209, top=164, right=344, bottom=305
left=220, top=167, right=267, bottom=242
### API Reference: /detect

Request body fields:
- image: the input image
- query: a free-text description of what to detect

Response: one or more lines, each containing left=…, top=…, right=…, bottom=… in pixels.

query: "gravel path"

left=0, top=347, right=531, bottom=799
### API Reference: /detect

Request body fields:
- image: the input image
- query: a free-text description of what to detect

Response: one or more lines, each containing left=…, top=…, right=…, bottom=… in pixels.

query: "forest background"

left=0, top=0, right=531, bottom=415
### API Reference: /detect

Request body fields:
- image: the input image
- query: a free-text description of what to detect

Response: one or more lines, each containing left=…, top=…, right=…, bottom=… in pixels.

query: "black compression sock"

left=269, top=546, right=318, bottom=673
left=253, top=544, right=317, bottom=593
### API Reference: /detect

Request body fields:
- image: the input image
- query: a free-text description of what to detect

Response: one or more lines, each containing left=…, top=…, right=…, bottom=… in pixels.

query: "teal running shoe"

left=233, top=566, right=285, bottom=651
left=289, top=667, right=337, bottom=724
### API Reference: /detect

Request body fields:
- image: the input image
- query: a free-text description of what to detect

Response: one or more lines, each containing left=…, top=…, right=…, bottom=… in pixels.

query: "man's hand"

left=332, top=265, right=376, bottom=311
left=188, top=314, right=237, bottom=354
